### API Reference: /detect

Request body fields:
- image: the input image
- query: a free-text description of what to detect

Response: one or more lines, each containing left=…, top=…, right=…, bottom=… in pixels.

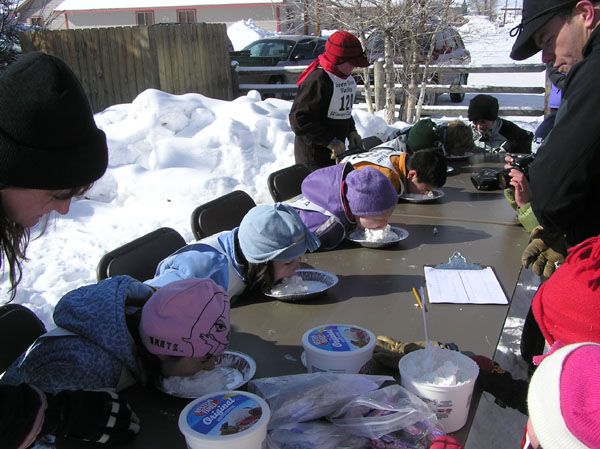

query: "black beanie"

left=0, top=52, right=108, bottom=189
left=468, top=94, right=499, bottom=122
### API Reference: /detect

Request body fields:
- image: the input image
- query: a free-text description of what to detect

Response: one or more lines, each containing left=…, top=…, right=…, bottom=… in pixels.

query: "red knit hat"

left=324, top=31, right=369, bottom=67
left=532, top=236, right=600, bottom=347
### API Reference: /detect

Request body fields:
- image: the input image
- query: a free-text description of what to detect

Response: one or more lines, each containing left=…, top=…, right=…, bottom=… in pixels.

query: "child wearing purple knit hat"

left=289, top=162, right=398, bottom=250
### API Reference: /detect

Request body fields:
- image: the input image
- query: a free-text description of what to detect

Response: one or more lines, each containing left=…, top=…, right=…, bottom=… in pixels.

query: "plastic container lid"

left=178, top=390, right=270, bottom=446
left=302, top=324, right=376, bottom=357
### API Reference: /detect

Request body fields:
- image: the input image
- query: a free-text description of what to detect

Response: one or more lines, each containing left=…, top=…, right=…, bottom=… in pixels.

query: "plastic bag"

left=248, top=372, right=393, bottom=429
left=263, top=422, right=369, bottom=449
left=328, top=385, right=445, bottom=449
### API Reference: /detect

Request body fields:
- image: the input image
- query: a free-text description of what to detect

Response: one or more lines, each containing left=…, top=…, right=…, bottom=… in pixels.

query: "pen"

left=411, top=287, right=424, bottom=310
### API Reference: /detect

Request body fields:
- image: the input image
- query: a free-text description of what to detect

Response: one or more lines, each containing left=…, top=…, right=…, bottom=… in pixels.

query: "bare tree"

left=281, top=0, right=456, bottom=123
left=0, top=0, right=25, bottom=69
left=468, top=0, right=498, bottom=20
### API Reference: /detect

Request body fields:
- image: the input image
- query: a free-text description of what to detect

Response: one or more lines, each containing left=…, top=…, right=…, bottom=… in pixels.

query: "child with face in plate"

left=146, top=203, right=320, bottom=297
left=289, top=163, right=398, bottom=250
left=1, top=278, right=230, bottom=393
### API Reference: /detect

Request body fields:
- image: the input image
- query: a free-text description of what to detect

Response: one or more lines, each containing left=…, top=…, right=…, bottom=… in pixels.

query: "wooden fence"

left=19, top=23, right=234, bottom=112
left=235, top=62, right=547, bottom=117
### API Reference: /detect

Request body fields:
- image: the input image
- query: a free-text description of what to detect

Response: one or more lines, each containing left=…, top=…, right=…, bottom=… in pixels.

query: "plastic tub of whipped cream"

left=302, top=324, right=376, bottom=374
left=398, top=346, right=479, bottom=433
left=178, top=390, right=270, bottom=449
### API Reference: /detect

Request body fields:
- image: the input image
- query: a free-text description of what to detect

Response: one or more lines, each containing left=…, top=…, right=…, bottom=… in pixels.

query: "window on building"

left=136, top=11, right=155, bottom=26
left=30, top=17, right=44, bottom=27
left=177, top=9, right=196, bottom=23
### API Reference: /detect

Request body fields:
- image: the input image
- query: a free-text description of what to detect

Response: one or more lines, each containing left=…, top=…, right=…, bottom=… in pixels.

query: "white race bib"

left=341, top=148, right=403, bottom=173
left=326, top=72, right=356, bottom=120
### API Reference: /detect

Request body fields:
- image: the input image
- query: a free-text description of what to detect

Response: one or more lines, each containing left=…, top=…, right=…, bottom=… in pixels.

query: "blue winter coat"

left=145, top=229, right=247, bottom=297
left=0, top=276, right=154, bottom=394
left=291, top=162, right=355, bottom=250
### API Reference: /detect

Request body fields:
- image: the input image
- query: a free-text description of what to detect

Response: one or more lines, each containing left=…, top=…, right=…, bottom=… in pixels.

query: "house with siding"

left=16, top=0, right=287, bottom=32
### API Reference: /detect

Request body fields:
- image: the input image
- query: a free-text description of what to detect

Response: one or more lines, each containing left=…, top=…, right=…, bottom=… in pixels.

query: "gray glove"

left=521, top=226, right=567, bottom=279
left=327, top=138, right=345, bottom=160
left=348, top=131, right=364, bottom=151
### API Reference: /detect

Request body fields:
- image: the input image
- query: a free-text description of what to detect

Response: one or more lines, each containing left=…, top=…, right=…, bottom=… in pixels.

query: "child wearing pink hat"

left=526, top=342, right=600, bottom=449
left=290, top=31, right=370, bottom=171
left=1, top=277, right=230, bottom=393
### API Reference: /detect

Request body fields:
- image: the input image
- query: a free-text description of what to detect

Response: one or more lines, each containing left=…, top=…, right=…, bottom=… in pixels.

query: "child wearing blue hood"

left=289, top=163, right=398, bottom=250
left=146, top=203, right=321, bottom=296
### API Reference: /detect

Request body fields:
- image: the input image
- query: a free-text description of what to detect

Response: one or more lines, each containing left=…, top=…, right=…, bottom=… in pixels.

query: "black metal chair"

left=0, top=304, right=46, bottom=372
left=267, top=163, right=311, bottom=202
left=97, top=227, right=186, bottom=281
left=190, top=190, right=256, bottom=240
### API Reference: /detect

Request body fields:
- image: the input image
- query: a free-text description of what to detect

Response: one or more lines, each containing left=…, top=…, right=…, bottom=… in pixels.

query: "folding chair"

left=96, top=227, right=186, bottom=281
left=0, top=304, right=46, bottom=372
left=267, top=164, right=311, bottom=202
left=190, top=190, right=256, bottom=240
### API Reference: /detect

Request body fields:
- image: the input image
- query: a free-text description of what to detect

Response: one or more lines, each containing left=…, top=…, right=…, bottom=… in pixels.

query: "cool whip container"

left=399, top=347, right=479, bottom=433
left=178, top=390, right=270, bottom=449
left=302, top=323, right=376, bottom=373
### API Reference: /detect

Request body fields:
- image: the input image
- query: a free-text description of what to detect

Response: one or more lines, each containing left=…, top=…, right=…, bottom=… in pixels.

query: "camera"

left=496, top=154, right=535, bottom=190
left=470, top=167, right=504, bottom=191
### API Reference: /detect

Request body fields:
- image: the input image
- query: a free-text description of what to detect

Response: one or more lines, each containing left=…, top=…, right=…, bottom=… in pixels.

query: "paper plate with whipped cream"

left=399, top=189, right=444, bottom=203
left=158, top=350, right=256, bottom=398
left=264, top=269, right=338, bottom=302
left=347, top=225, right=409, bottom=249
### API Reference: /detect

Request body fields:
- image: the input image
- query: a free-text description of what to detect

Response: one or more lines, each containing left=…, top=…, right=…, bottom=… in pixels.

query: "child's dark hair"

left=233, top=233, right=276, bottom=293
left=407, top=149, right=448, bottom=188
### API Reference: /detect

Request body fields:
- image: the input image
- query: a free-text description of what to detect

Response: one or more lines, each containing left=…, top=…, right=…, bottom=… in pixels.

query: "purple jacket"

left=292, top=163, right=355, bottom=250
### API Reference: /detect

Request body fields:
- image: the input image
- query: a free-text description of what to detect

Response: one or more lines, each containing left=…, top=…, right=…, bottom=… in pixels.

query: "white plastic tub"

left=302, top=323, right=376, bottom=374
left=178, top=390, right=270, bottom=449
left=399, top=347, right=479, bottom=433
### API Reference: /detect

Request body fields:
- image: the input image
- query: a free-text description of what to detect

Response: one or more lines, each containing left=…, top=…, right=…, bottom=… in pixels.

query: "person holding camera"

left=510, top=0, right=600, bottom=270
left=468, top=94, right=533, bottom=154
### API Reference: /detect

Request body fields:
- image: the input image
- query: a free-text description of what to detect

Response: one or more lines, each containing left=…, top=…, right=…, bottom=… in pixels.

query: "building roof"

left=56, top=0, right=282, bottom=11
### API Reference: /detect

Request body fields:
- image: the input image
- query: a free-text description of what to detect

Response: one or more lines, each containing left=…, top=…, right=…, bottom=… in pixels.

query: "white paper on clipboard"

left=424, top=265, right=508, bottom=305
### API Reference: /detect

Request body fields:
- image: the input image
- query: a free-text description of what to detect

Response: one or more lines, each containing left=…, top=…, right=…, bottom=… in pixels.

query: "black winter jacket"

left=529, top=26, right=600, bottom=244
left=289, top=68, right=357, bottom=171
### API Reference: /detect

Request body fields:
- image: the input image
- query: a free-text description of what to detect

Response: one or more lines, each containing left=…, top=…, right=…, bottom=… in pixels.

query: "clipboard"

left=424, top=251, right=508, bottom=305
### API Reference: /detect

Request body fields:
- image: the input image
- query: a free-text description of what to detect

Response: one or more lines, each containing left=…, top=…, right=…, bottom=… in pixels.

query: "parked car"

left=365, top=25, right=471, bottom=103
left=231, top=35, right=327, bottom=97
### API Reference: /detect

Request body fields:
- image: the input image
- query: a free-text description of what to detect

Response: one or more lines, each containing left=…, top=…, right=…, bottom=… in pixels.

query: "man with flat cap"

left=509, top=0, right=600, bottom=277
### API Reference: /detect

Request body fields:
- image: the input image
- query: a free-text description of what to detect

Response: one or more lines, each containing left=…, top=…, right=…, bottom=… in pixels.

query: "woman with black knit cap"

left=0, top=53, right=139, bottom=448
left=289, top=31, right=370, bottom=171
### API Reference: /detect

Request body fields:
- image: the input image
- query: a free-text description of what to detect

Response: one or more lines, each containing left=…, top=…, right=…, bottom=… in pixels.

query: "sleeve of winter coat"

left=500, top=120, right=533, bottom=154
left=517, top=203, right=540, bottom=233
left=0, top=384, right=46, bottom=449
left=529, top=55, right=600, bottom=243
left=289, top=72, right=345, bottom=148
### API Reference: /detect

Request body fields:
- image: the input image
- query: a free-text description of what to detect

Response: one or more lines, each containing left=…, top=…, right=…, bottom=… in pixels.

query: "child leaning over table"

left=403, top=118, right=475, bottom=157
left=0, top=278, right=230, bottom=394
left=146, top=203, right=320, bottom=297
left=288, top=163, right=398, bottom=250
left=341, top=145, right=447, bottom=196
